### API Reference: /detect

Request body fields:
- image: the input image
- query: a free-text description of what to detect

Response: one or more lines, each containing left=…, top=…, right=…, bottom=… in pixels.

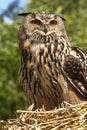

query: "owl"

left=18, top=12, right=87, bottom=110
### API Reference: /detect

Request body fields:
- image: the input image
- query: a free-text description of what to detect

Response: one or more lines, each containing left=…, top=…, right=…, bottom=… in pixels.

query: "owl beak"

left=44, top=25, right=48, bottom=34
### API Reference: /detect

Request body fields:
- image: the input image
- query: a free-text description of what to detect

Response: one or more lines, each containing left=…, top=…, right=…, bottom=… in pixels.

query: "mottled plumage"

left=18, top=12, right=87, bottom=110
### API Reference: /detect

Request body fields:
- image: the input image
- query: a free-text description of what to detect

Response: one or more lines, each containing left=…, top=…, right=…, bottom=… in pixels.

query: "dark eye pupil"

left=31, top=19, right=41, bottom=25
left=50, top=20, right=57, bottom=25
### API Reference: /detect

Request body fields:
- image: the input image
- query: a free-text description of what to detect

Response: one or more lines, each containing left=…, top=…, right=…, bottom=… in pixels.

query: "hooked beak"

left=44, top=25, right=48, bottom=34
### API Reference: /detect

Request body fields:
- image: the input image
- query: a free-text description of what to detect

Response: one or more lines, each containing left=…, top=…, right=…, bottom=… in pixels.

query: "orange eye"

left=50, top=20, right=57, bottom=25
left=31, top=19, right=42, bottom=25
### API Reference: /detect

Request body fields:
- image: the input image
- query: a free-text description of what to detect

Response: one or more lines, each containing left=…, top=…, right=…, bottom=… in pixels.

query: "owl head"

left=18, top=12, right=68, bottom=46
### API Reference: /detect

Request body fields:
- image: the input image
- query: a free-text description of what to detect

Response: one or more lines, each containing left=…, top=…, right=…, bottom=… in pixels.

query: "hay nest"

left=0, top=102, right=87, bottom=130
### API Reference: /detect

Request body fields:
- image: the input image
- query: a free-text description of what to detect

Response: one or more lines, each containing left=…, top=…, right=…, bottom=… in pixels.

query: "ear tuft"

left=59, top=16, right=66, bottom=21
left=18, top=12, right=32, bottom=16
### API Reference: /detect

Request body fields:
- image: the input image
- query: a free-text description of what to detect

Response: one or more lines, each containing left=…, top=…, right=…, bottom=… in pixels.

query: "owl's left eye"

left=31, top=19, right=42, bottom=25
left=50, top=20, right=57, bottom=25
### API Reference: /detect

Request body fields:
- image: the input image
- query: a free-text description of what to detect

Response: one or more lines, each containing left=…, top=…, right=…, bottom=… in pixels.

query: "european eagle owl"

left=18, top=12, right=87, bottom=110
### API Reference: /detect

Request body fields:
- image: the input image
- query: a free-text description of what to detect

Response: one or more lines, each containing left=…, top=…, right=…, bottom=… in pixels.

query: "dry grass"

left=0, top=102, right=87, bottom=130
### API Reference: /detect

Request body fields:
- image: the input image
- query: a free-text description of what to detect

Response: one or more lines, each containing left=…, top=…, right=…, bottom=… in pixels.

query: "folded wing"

left=62, top=46, right=87, bottom=99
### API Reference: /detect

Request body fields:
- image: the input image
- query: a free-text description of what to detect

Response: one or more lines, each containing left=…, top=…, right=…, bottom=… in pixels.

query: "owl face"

left=18, top=12, right=67, bottom=44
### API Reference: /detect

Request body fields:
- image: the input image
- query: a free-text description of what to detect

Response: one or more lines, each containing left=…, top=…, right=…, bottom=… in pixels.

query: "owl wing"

left=62, top=46, right=87, bottom=98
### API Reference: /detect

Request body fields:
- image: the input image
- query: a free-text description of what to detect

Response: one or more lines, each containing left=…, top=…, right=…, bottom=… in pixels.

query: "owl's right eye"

left=30, top=19, right=42, bottom=25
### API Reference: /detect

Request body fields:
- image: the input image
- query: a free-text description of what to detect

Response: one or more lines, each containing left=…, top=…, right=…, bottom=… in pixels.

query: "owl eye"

left=31, top=19, right=42, bottom=25
left=50, top=20, right=57, bottom=25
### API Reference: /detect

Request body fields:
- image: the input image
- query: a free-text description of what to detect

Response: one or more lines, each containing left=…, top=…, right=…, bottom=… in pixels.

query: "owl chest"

left=30, top=43, right=61, bottom=78
left=27, top=48, right=59, bottom=83
left=21, top=42, right=69, bottom=89
left=19, top=42, right=71, bottom=108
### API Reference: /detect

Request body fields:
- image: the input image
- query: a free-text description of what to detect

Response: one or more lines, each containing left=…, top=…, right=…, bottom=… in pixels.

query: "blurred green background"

left=0, top=0, right=87, bottom=120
